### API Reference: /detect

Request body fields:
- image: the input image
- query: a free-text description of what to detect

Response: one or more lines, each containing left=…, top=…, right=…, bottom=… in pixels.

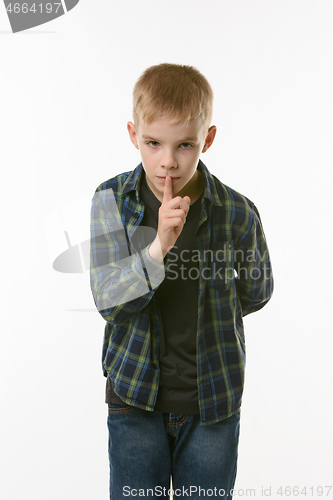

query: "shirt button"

left=152, top=363, right=158, bottom=370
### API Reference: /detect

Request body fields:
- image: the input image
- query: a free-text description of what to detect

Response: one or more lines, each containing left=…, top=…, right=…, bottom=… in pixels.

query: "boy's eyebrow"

left=142, top=135, right=198, bottom=142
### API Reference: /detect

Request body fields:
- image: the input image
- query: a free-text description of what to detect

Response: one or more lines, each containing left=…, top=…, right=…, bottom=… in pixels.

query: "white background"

left=1, top=1, right=332, bottom=499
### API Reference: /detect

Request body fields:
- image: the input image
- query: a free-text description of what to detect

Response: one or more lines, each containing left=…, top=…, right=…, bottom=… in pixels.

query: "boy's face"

left=127, top=117, right=216, bottom=203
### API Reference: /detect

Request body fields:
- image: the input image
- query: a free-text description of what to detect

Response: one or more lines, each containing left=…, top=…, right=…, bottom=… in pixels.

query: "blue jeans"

left=107, top=404, right=240, bottom=499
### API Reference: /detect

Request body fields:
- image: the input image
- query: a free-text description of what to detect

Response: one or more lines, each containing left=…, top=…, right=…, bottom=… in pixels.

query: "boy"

left=90, top=63, right=273, bottom=499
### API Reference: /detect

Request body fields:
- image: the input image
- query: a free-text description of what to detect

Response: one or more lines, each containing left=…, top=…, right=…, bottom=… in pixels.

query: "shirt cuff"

left=136, top=244, right=166, bottom=290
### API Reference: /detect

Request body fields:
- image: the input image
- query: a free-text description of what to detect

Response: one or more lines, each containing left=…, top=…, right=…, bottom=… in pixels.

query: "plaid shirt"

left=90, top=160, right=273, bottom=425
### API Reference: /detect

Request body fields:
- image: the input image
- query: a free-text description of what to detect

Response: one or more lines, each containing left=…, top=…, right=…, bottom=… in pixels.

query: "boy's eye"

left=147, top=141, right=192, bottom=149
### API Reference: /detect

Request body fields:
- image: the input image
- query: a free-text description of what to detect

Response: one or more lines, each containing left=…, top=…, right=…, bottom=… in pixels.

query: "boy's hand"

left=149, top=175, right=190, bottom=262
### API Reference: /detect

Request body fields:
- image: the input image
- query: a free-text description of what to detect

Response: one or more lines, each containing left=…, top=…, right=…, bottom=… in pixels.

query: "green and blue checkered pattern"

left=90, top=160, right=273, bottom=425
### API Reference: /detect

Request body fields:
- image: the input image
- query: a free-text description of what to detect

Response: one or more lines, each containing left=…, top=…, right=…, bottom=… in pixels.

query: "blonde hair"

left=133, top=63, right=214, bottom=131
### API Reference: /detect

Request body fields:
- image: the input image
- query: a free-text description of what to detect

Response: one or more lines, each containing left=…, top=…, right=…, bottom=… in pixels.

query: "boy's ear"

left=127, top=121, right=139, bottom=149
left=202, top=125, right=217, bottom=153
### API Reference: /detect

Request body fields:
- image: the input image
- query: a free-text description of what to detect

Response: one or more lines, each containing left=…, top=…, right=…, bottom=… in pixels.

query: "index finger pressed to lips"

left=162, top=175, right=173, bottom=204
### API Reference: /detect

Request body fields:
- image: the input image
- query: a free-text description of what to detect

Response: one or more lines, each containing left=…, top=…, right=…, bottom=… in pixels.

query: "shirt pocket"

left=208, top=240, right=235, bottom=291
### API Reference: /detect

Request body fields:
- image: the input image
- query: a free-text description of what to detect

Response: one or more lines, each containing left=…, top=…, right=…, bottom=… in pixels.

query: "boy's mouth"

left=157, top=176, right=180, bottom=183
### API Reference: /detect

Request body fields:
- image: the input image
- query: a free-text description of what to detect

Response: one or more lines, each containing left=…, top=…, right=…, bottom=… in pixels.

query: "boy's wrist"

left=148, top=237, right=167, bottom=263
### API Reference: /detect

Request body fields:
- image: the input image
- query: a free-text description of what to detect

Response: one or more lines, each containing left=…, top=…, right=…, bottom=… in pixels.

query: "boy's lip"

left=157, top=176, right=180, bottom=182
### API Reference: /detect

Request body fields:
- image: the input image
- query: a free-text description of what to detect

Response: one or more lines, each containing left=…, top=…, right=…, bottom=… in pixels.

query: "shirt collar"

left=121, top=160, right=223, bottom=207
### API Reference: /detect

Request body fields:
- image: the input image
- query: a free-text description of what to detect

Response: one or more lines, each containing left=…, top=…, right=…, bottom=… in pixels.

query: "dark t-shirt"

left=106, top=172, right=202, bottom=413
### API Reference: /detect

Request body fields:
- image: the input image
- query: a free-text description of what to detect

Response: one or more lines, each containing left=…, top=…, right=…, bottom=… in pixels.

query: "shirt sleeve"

left=90, top=188, right=165, bottom=325
left=234, top=204, right=274, bottom=317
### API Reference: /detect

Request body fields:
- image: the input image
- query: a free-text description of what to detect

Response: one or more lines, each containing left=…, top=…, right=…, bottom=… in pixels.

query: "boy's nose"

left=161, top=150, right=177, bottom=169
